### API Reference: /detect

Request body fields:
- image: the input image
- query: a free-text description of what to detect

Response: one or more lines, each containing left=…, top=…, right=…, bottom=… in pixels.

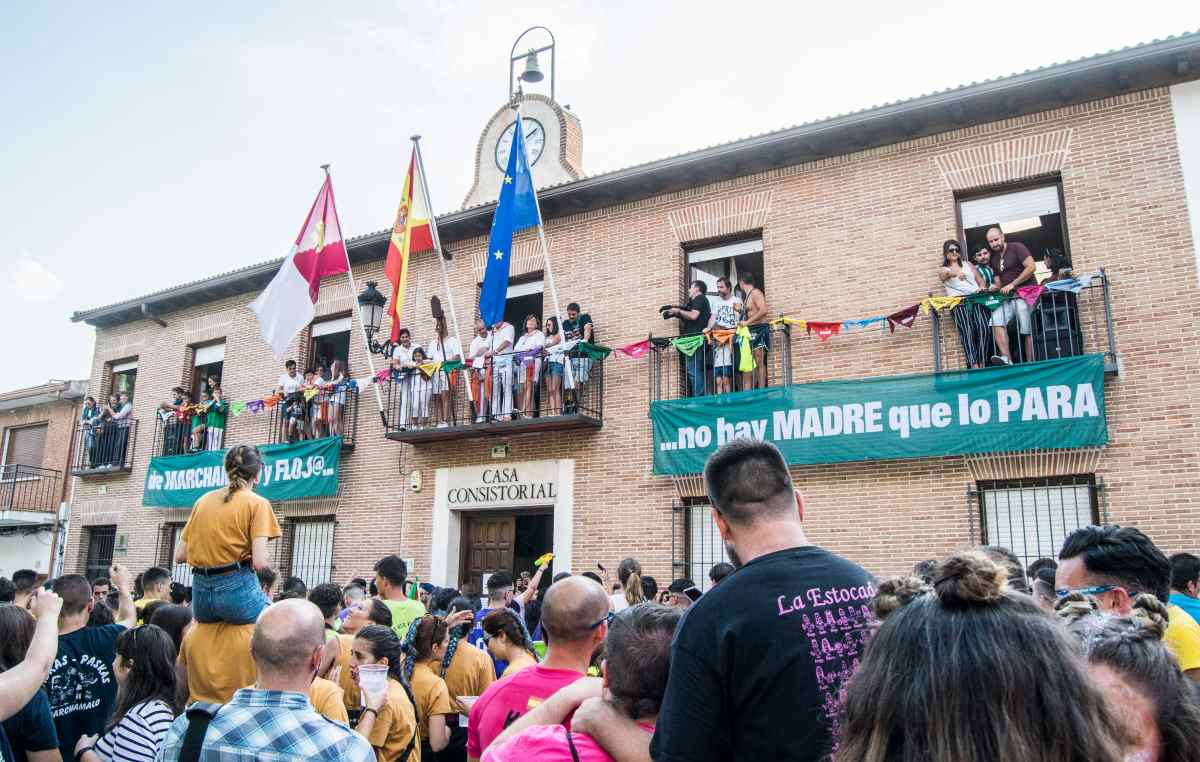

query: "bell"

left=520, top=51, right=544, bottom=84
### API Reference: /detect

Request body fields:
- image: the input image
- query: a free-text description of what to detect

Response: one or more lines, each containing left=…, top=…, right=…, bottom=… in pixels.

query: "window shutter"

left=5, top=424, right=48, bottom=468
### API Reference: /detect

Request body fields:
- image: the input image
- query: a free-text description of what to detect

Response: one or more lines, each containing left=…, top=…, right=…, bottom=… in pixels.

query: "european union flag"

left=479, top=116, right=542, bottom=327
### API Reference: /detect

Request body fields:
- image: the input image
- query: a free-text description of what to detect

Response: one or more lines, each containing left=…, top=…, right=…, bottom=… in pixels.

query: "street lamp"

left=509, top=26, right=555, bottom=101
left=356, top=281, right=392, bottom=356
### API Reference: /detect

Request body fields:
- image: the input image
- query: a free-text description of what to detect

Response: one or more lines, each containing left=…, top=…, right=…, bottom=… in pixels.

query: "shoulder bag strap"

left=180, top=705, right=220, bottom=762
left=566, top=728, right=581, bottom=762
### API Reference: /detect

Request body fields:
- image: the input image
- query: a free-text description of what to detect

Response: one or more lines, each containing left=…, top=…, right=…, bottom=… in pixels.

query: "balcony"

left=931, top=269, right=1118, bottom=374
left=649, top=323, right=795, bottom=402
left=1, top=465, right=62, bottom=523
left=267, top=387, right=361, bottom=450
left=70, top=418, right=137, bottom=475
left=383, top=346, right=606, bottom=444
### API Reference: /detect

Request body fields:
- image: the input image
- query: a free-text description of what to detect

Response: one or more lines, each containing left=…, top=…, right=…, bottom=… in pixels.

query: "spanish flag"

left=385, top=149, right=435, bottom=342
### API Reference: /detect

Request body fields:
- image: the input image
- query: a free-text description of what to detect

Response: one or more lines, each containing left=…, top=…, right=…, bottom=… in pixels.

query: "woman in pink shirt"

left=481, top=604, right=681, bottom=762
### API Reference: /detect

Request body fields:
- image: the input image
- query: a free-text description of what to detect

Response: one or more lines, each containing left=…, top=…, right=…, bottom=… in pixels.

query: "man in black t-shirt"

left=662, top=281, right=712, bottom=397
left=47, top=566, right=137, bottom=760
left=572, top=440, right=875, bottom=762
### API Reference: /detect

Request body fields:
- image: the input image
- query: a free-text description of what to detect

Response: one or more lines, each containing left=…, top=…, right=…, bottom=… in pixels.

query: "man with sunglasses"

left=1057, top=524, right=1200, bottom=682
left=467, top=576, right=610, bottom=761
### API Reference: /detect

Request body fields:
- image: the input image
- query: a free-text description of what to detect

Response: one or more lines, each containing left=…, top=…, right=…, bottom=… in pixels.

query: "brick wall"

left=66, top=86, right=1200, bottom=585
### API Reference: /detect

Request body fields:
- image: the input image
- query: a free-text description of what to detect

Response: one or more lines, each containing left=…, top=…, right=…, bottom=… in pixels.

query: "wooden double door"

left=460, top=510, right=553, bottom=596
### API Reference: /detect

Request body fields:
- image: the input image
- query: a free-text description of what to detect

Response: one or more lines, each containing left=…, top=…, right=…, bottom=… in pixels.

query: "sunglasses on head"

left=587, top=611, right=616, bottom=630
left=947, top=246, right=960, bottom=253
left=1054, top=584, right=1133, bottom=600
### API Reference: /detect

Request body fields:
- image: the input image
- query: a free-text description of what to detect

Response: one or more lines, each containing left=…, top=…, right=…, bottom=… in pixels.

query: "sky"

left=1, top=1, right=1195, bottom=390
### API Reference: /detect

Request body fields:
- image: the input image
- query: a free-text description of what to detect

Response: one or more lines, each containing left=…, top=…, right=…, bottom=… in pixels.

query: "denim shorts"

left=545, top=361, right=564, bottom=377
left=714, top=365, right=734, bottom=378
left=192, top=566, right=270, bottom=625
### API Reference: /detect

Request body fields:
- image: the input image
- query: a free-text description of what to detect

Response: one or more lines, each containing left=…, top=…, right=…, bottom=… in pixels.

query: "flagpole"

left=321, top=164, right=387, bottom=425
left=514, top=99, right=576, bottom=391
left=412, top=136, right=475, bottom=406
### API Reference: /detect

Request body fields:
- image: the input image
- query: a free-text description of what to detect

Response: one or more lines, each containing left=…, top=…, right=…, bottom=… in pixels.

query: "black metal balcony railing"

left=152, top=414, right=194, bottom=458
left=649, top=323, right=794, bottom=403
left=932, top=269, right=1117, bottom=374
left=267, top=387, right=360, bottom=449
left=383, top=346, right=606, bottom=443
left=70, top=418, right=137, bottom=475
left=0, top=464, right=62, bottom=514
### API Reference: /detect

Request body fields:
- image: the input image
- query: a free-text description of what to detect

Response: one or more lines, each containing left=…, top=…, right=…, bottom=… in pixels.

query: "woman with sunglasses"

left=939, top=239, right=990, bottom=369
left=481, top=609, right=539, bottom=679
left=75, top=624, right=178, bottom=762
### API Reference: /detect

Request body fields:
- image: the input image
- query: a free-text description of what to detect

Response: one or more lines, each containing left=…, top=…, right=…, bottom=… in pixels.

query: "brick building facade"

left=0, top=380, right=86, bottom=576
left=66, top=35, right=1200, bottom=591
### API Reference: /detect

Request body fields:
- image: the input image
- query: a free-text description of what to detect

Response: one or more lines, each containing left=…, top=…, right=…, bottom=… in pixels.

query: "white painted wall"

left=0, top=529, right=55, bottom=576
left=1170, top=81, right=1200, bottom=286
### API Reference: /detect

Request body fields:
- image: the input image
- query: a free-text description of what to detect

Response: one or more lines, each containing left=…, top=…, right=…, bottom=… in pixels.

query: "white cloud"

left=5, top=255, right=65, bottom=304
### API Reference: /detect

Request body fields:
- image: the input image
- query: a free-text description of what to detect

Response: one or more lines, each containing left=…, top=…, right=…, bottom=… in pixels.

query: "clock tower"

left=461, top=94, right=583, bottom=210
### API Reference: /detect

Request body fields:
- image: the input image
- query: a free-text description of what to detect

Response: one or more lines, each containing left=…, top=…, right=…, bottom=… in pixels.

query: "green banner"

left=652, top=354, right=1107, bottom=476
left=143, top=437, right=342, bottom=508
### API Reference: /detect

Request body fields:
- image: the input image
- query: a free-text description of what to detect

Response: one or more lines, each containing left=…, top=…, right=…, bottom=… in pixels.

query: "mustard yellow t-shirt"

left=410, top=662, right=456, bottom=743
left=1165, top=604, right=1200, bottom=672
left=441, top=640, right=495, bottom=715
left=179, top=621, right=256, bottom=703
left=308, top=676, right=348, bottom=724
left=365, top=677, right=418, bottom=762
left=181, top=488, right=282, bottom=568
left=336, top=633, right=361, bottom=711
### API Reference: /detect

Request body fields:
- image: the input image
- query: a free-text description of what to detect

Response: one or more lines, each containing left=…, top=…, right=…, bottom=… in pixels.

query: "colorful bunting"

left=575, top=342, right=612, bottom=360
left=230, top=401, right=247, bottom=417
left=672, top=335, right=706, bottom=357
left=1016, top=284, right=1045, bottom=307
left=919, top=296, right=963, bottom=314
left=616, top=339, right=650, bottom=359
left=842, top=317, right=886, bottom=332
left=1044, top=271, right=1101, bottom=294
left=806, top=321, right=842, bottom=341
left=966, top=291, right=1009, bottom=310
left=887, top=305, right=920, bottom=334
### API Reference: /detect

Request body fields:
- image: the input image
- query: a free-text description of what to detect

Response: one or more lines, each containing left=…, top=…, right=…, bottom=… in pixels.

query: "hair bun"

left=870, top=576, right=930, bottom=620
left=933, top=552, right=1006, bottom=607
left=1129, top=594, right=1169, bottom=641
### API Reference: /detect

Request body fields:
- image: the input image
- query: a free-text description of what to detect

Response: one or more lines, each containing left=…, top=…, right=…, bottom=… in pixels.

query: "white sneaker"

left=437, top=422, right=449, bottom=428
left=990, top=355, right=1012, bottom=366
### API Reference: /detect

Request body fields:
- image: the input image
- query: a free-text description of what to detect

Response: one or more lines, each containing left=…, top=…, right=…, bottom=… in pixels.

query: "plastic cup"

left=357, top=664, right=388, bottom=697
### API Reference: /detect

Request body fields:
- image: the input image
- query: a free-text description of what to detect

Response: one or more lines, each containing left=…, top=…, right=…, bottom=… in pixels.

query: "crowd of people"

left=78, top=393, right=134, bottom=469
left=661, top=271, right=770, bottom=398
left=386, top=303, right=598, bottom=429
left=2, top=438, right=1200, bottom=761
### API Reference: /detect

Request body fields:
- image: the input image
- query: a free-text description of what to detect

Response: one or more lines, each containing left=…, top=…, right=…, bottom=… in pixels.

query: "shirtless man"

left=738, top=272, right=769, bottom=389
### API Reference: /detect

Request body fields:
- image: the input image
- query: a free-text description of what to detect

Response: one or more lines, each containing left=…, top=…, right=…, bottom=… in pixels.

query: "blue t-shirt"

left=45, top=624, right=125, bottom=759
left=1170, top=593, right=1200, bottom=627
left=2, top=690, right=59, bottom=762
left=0, top=722, right=16, bottom=762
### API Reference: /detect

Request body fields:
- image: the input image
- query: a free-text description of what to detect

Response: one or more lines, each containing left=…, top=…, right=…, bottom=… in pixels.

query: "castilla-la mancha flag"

left=384, top=149, right=434, bottom=342
left=250, top=175, right=349, bottom=359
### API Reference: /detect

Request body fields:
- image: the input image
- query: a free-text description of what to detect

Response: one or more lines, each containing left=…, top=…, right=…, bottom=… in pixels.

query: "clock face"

left=495, top=117, right=545, bottom=171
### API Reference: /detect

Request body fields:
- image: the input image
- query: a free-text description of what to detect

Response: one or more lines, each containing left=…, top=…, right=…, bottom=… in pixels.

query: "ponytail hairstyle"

left=402, top=615, right=448, bottom=684
left=440, top=595, right=476, bottom=678
left=354, top=624, right=418, bottom=716
left=618, top=558, right=645, bottom=607
left=1057, top=592, right=1200, bottom=762
left=223, top=445, right=262, bottom=502
left=481, top=608, right=539, bottom=662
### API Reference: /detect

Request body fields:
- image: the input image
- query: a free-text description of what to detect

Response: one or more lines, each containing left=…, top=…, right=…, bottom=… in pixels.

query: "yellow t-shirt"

left=1165, top=604, right=1200, bottom=672
left=335, top=633, right=361, bottom=711
left=308, top=676, right=348, bottom=724
left=365, top=677, right=418, bottom=762
left=181, top=488, right=282, bottom=568
left=179, top=621, right=256, bottom=703
left=441, top=640, right=495, bottom=715
left=410, top=662, right=456, bottom=742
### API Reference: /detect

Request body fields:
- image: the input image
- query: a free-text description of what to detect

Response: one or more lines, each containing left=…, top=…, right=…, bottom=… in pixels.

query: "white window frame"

left=980, top=477, right=1097, bottom=568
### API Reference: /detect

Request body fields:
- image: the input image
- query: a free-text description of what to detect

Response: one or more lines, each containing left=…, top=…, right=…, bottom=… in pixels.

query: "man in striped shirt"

left=157, top=599, right=373, bottom=762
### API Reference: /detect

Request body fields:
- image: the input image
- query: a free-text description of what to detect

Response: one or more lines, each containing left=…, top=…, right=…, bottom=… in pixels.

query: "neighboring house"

left=0, top=380, right=87, bottom=576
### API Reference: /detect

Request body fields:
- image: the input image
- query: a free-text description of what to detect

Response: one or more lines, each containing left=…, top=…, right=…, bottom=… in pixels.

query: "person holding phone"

left=666, top=579, right=699, bottom=609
